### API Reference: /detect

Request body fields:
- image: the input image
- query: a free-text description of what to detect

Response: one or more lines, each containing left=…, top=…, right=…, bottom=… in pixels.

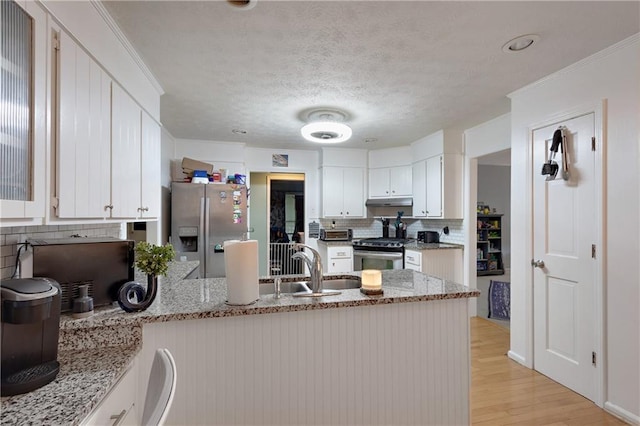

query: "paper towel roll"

left=224, top=240, right=259, bottom=305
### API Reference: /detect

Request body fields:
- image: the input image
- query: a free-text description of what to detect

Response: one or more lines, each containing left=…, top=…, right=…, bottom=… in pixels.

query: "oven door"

left=353, top=250, right=404, bottom=271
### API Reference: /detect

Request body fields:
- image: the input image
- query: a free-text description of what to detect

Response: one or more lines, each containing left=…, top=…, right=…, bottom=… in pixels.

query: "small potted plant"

left=117, top=242, right=175, bottom=312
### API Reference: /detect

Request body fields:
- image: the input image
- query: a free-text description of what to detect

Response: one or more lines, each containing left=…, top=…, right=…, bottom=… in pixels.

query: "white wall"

left=249, top=173, right=269, bottom=275
left=160, top=128, right=175, bottom=244
left=465, top=114, right=511, bottom=159
left=509, top=35, right=639, bottom=421
left=463, top=114, right=511, bottom=316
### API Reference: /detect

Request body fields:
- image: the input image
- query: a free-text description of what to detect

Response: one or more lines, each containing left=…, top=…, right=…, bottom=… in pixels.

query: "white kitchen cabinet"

left=81, top=359, right=138, bottom=426
left=0, top=1, right=47, bottom=223
left=412, top=157, right=442, bottom=218
left=412, top=161, right=427, bottom=217
left=322, top=166, right=365, bottom=218
left=318, top=243, right=354, bottom=273
left=410, top=129, right=463, bottom=219
left=404, top=249, right=422, bottom=271
left=111, top=83, right=142, bottom=218
left=369, top=166, right=412, bottom=198
left=140, top=111, right=161, bottom=218
left=425, top=155, right=443, bottom=218
left=404, top=247, right=463, bottom=283
left=411, top=154, right=462, bottom=219
left=57, top=30, right=111, bottom=219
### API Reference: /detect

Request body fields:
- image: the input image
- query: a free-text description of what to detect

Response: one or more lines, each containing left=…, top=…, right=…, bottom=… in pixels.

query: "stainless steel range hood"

left=365, top=197, right=413, bottom=207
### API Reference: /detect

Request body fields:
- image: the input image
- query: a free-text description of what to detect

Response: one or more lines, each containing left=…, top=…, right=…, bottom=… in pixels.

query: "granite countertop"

left=0, top=345, right=138, bottom=426
left=1, top=260, right=478, bottom=425
left=316, top=240, right=353, bottom=246
left=59, top=261, right=478, bottom=331
left=404, top=242, right=465, bottom=250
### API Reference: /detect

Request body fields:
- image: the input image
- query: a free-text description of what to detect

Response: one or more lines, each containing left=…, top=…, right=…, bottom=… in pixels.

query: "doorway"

left=475, top=149, right=511, bottom=329
left=249, top=172, right=305, bottom=276
left=531, top=113, right=598, bottom=402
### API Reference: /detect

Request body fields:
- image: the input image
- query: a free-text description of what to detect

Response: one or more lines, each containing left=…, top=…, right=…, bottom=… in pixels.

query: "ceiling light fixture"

left=301, top=109, right=352, bottom=144
left=502, top=34, right=540, bottom=53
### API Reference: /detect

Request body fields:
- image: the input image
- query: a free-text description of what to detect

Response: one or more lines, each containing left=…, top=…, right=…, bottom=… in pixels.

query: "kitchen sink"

left=322, top=277, right=361, bottom=290
left=259, top=277, right=361, bottom=295
left=259, top=281, right=310, bottom=295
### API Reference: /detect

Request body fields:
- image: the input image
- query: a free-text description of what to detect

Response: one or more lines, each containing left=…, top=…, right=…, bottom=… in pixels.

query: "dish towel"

left=488, top=280, right=511, bottom=320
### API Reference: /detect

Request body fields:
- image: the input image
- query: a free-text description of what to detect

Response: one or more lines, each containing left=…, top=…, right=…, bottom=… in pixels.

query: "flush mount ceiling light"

left=301, top=109, right=352, bottom=144
left=502, top=34, right=540, bottom=53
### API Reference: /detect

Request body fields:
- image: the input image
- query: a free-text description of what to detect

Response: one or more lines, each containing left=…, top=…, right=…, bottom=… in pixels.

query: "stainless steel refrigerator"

left=170, top=183, right=248, bottom=278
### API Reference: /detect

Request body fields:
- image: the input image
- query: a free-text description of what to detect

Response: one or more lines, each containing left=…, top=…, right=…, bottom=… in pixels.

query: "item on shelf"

left=477, top=214, right=504, bottom=276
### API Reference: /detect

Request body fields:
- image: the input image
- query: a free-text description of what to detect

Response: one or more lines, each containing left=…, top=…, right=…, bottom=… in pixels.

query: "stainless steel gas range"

left=352, top=237, right=410, bottom=270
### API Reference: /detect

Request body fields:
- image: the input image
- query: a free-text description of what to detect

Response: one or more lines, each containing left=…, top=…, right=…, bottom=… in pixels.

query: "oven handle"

left=353, top=250, right=404, bottom=260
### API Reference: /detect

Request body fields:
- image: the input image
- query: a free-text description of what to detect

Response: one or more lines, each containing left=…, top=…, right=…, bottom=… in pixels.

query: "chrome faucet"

left=291, top=244, right=324, bottom=293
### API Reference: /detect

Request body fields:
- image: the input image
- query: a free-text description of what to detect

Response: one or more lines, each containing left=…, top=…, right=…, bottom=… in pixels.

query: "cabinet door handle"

left=104, top=204, right=113, bottom=211
left=110, top=409, right=127, bottom=426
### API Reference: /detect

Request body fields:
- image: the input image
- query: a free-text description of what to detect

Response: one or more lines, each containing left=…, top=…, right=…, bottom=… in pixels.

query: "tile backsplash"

left=0, top=224, right=123, bottom=280
left=318, top=218, right=464, bottom=244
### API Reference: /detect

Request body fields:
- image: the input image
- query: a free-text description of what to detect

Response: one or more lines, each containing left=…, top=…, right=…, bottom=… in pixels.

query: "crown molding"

left=509, top=32, right=640, bottom=99
left=90, top=0, right=164, bottom=96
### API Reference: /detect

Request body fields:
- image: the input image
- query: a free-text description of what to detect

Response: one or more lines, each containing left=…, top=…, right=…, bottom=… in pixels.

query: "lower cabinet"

left=81, top=358, right=138, bottom=426
left=405, top=250, right=422, bottom=271
left=317, top=243, right=354, bottom=273
left=404, top=248, right=463, bottom=283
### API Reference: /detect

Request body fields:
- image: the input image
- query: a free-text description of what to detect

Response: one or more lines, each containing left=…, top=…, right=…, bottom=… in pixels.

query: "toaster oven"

left=319, top=229, right=353, bottom=241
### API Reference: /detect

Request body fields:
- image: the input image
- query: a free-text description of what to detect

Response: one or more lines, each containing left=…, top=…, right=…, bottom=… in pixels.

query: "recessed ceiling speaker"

left=227, top=0, right=258, bottom=11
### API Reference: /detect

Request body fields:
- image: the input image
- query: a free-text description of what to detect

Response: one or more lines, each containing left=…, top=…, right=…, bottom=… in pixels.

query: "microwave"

left=319, top=229, right=353, bottom=241
left=23, top=238, right=135, bottom=313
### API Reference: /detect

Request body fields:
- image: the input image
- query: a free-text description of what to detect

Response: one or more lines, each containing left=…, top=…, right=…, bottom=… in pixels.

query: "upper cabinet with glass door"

left=0, top=0, right=47, bottom=224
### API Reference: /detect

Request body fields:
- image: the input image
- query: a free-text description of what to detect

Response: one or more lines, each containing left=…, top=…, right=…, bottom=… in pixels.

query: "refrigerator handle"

left=204, top=197, right=211, bottom=276
left=199, top=197, right=206, bottom=277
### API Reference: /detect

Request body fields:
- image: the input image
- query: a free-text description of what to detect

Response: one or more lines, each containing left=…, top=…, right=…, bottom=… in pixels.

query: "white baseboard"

left=604, top=402, right=640, bottom=425
left=507, top=350, right=527, bottom=366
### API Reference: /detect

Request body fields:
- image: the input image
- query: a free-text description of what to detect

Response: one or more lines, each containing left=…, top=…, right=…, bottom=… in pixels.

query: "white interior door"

left=532, top=113, right=597, bottom=402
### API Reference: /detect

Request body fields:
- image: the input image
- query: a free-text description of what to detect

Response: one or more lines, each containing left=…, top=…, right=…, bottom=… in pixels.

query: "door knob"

left=531, top=259, right=545, bottom=268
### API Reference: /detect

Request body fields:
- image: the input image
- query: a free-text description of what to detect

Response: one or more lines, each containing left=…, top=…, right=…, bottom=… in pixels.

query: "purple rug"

left=488, top=280, right=510, bottom=320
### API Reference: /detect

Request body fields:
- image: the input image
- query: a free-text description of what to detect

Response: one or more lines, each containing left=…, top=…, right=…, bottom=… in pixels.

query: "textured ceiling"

left=102, top=1, right=639, bottom=150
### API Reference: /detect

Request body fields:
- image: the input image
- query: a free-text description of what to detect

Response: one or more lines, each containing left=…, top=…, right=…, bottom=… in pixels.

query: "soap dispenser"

left=72, top=284, right=94, bottom=319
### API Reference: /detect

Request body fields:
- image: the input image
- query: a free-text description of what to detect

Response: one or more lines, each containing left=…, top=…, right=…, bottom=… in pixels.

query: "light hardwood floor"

left=470, top=317, right=627, bottom=425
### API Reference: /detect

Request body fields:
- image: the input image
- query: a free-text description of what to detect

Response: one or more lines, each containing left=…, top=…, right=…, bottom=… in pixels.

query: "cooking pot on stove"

left=417, top=231, right=439, bottom=243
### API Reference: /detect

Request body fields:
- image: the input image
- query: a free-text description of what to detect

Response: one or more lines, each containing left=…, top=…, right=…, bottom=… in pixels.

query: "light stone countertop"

left=1, top=260, right=478, bottom=425
left=404, top=242, right=465, bottom=250
left=316, top=239, right=353, bottom=246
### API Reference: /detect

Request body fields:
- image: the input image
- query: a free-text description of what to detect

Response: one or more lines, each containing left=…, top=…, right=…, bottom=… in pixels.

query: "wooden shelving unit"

left=476, top=214, right=504, bottom=276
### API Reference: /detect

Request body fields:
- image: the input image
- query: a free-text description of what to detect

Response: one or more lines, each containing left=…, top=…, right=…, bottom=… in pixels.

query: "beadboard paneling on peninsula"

left=139, top=298, right=470, bottom=425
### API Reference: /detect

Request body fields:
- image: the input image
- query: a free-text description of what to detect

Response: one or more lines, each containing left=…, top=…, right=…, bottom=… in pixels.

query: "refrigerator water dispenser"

left=177, top=226, right=199, bottom=252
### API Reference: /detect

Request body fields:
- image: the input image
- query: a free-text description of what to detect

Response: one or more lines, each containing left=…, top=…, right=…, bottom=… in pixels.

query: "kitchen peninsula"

left=1, top=261, right=478, bottom=426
